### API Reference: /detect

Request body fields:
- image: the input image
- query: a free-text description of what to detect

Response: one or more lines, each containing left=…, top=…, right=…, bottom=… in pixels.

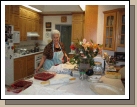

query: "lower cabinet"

left=14, top=55, right=34, bottom=81
left=14, top=57, right=27, bottom=81
left=26, top=55, right=34, bottom=76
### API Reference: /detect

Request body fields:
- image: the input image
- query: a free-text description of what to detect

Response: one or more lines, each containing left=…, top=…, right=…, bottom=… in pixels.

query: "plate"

left=90, top=83, right=125, bottom=95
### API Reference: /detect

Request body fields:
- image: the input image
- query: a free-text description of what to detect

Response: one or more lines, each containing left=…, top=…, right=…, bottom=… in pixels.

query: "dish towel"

left=48, top=64, right=74, bottom=75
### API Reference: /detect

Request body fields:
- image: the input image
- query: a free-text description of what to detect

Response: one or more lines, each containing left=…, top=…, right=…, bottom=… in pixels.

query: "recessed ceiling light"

left=22, top=5, right=42, bottom=12
left=80, top=5, right=85, bottom=11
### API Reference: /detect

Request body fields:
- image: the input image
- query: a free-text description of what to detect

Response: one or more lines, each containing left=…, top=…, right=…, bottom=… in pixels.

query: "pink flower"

left=83, top=38, right=86, bottom=44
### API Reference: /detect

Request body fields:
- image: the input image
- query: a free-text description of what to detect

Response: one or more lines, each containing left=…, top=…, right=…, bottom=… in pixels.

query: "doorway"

left=55, top=25, right=72, bottom=55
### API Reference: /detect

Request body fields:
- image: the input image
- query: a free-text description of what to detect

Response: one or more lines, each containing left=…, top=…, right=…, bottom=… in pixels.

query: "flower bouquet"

left=70, top=38, right=103, bottom=68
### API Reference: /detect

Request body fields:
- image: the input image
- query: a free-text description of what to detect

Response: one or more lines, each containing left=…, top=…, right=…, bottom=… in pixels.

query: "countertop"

left=14, top=51, right=43, bottom=59
left=5, top=74, right=125, bottom=95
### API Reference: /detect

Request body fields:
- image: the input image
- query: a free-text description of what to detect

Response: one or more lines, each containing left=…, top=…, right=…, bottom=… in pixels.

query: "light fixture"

left=80, top=5, right=85, bottom=11
left=22, top=5, right=42, bottom=12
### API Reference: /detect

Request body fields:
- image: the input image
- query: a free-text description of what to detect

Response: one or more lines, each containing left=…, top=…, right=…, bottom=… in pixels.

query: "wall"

left=43, top=15, right=72, bottom=44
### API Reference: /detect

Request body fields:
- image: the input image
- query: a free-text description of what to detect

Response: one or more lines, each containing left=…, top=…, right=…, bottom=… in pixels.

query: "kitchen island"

left=5, top=67, right=125, bottom=95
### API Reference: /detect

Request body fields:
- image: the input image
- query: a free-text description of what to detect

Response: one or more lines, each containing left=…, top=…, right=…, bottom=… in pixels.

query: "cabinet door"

left=11, top=14, right=20, bottom=30
left=117, top=11, right=125, bottom=47
left=103, top=12, right=116, bottom=51
left=27, top=55, right=34, bottom=76
left=38, top=24, right=43, bottom=40
left=20, top=57, right=27, bottom=78
left=19, top=7, right=28, bottom=18
left=10, top=5, right=19, bottom=14
left=72, top=21, right=83, bottom=42
left=14, top=58, right=22, bottom=81
left=5, top=5, right=11, bottom=24
left=28, top=11, right=34, bottom=19
left=27, top=19, right=33, bottom=32
left=20, top=17, right=27, bottom=41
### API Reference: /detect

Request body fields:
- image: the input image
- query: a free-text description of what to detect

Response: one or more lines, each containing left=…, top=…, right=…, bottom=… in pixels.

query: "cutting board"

left=105, top=71, right=121, bottom=79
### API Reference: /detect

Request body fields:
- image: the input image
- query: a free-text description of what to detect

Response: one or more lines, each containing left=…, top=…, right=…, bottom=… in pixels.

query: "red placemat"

left=7, top=80, right=33, bottom=93
left=34, top=72, right=55, bottom=81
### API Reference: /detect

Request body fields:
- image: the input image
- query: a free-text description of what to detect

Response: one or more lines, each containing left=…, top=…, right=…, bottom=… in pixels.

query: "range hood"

left=27, top=32, right=40, bottom=37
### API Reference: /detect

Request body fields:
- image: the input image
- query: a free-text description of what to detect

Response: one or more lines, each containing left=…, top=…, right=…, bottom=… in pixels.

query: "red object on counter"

left=7, top=80, right=33, bottom=93
left=11, top=46, right=14, bottom=50
left=34, top=72, right=55, bottom=81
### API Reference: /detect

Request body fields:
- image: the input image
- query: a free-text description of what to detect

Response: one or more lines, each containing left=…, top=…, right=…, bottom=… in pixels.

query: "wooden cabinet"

left=10, top=5, right=20, bottom=14
left=5, top=5, right=11, bottom=24
left=103, top=12, right=116, bottom=50
left=20, top=17, right=27, bottom=41
left=103, top=8, right=125, bottom=51
left=11, top=14, right=20, bottom=30
left=14, top=57, right=27, bottom=81
left=19, top=6, right=28, bottom=18
left=14, top=54, right=35, bottom=81
left=117, top=10, right=125, bottom=47
left=5, top=5, right=43, bottom=41
left=26, top=19, right=33, bottom=32
left=72, top=13, right=84, bottom=42
left=27, top=55, right=35, bottom=76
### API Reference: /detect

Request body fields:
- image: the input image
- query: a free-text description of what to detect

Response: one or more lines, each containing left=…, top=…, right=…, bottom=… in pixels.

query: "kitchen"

left=4, top=4, right=127, bottom=97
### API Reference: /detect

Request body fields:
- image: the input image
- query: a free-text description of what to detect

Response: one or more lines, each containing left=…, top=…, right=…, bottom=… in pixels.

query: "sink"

left=90, top=83, right=125, bottom=95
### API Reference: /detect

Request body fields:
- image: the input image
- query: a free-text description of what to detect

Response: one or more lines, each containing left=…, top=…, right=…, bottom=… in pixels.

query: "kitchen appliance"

left=34, top=53, right=43, bottom=73
left=27, top=32, right=39, bottom=37
left=114, top=52, right=125, bottom=66
left=5, top=25, right=14, bottom=85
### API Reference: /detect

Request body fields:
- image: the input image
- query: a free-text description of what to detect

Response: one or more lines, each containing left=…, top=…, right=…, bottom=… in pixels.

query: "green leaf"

left=90, top=39, right=93, bottom=43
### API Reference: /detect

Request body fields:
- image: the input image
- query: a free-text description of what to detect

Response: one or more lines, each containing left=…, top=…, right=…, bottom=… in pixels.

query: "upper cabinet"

left=117, top=10, right=125, bottom=47
left=5, top=5, right=11, bottom=24
left=5, top=5, right=43, bottom=41
left=72, top=13, right=84, bottom=42
left=103, top=8, right=125, bottom=51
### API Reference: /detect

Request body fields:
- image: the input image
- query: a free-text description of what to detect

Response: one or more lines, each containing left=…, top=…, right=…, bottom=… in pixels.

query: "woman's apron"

left=43, top=43, right=64, bottom=70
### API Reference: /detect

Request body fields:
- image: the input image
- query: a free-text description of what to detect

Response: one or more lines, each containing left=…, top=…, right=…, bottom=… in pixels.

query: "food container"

left=87, top=75, right=102, bottom=83
left=34, top=72, right=56, bottom=81
left=93, top=62, right=103, bottom=75
left=6, top=79, right=33, bottom=93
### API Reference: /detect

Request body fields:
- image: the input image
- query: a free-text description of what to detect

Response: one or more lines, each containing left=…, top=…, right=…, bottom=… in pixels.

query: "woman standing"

left=35, top=30, right=70, bottom=72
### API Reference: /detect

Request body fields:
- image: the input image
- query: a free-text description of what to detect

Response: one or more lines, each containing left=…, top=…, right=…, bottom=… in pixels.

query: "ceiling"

left=29, top=5, right=83, bottom=14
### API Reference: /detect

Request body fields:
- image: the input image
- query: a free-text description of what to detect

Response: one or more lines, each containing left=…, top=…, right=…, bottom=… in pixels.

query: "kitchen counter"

left=5, top=74, right=125, bottom=95
left=14, top=51, right=43, bottom=59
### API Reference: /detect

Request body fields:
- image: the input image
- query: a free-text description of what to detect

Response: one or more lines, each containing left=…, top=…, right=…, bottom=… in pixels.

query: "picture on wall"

left=45, top=22, right=51, bottom=28
left=45, top=32, right=51, bottom=38
left=46, top=29, right=51, bottom=31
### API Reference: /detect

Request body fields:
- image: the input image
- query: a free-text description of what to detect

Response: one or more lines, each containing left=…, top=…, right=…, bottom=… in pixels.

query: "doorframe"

left=55, top=24, right=72, bottom=42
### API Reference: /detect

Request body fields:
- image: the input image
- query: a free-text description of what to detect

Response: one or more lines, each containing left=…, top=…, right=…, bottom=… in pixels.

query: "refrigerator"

left=5, top=25, right=20, bottom=85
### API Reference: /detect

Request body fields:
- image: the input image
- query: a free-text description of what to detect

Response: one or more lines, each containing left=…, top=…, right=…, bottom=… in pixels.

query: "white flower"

left=79, top=41, right=83, bottom=45
left=80, top=50, right=83, bottom=53
left=93, top=49, right=96, bottom=52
